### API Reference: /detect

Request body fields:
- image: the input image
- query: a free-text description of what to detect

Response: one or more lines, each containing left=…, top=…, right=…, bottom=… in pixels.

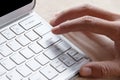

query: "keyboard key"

left=25, top=30, right=39, bottom=41
left=1, top=58, right=16, bottom=70
left=19, top=48, right=34, bottom=59
left=10, top=52, right=26, bottom=65
left=10, top=24, right=25, bottom=35
left=7, top=39, right=22, bottom=51
left=57, top=41, right=71, bottom=51
left=44, top=44, right=65, bottom=60
left=0, top=54, right=3, bottom=60
left=40, top=65, right=58, bottom=79
left=55, top=64, right=67, bottom=73
left=59, top=54, right=76, bottom=67
left=7, top=70, right=23, bottom=80
left=37, top=32, right=60, bottom=48
left=33, top=23, right=51, bottom=36
left=1, top=29, right=16, bottom=40
left=67, top=48, right=78, bottom=56
left=17, top=65, right=32, bottom=77
left=26, top=59, right=41, bottom=71
left=0, top=76, right=9, bottom=80
left=0, top=65, right=7, bottom=76
left=0, top=44, right=13, bottom=57
left=29, top=42, right=43, bottom=54
left=72, top=53, right=84, bottom=61
left=50, top=59, right=67, bottom=73
left=35, top=54, right=49, bottom=65
left=21, top=78, right=28, bottom=80
left=16, top=35, right=31, bottom=46
left=0, top=34, right=6, bottom=44
left=19, top=16, right=40, bottom=30
left=29, top=72, right=48, bottom=80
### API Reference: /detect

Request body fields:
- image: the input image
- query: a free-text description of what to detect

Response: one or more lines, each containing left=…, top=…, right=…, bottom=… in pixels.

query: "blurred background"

left=35, top=0, right=120, bottom=21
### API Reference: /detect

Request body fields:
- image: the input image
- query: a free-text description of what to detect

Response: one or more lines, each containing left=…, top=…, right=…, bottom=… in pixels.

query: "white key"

left=0, top=44, right=12, bottom=57
left=1, top=29, right=16, bottom=40
left=10, top=52, right=26, bottom=65
left=59, top=54, right=76, bottom=67
left=34, top=23, right=51, bottom=36
left=21, top=78, right=28, bottom=80
left=25, top=30, right=39, bottom=41
left=50, top=59, right=62, bottom=68
left=0, top=76, right=9, bottom=80
left=0, top=54, right=3, bottom=60
left=20, top=48, right=34, bottom=59
left=10, top=24, right=25, bottom=35
left=44, top=45, right=63, bottom=60
left=19, top=16, right=40, bottom=30
left=7, top=39, right=21, bottom=51
left=1, top=58, right=16, bottom=70
left=7, top=70, right=23, bottom=80
left=56, top=64, right=67, bottom=73
left=0, top=34, right=6, bottom=44
left=26, top=59, right=41, bottom=71
left=29, top=72, right=48, bottom=80
left=16, top=35, right=31, bottom=46
left=72, top=53, right=84, bottom=61
left=35, top=54, right=49, bottom=65
left=57, top=41, right=71, bottom=52
left=40, top=65, right=58, bottom=79
left=50, top=59, right=67, bottom=72
left=17, top=65, right=32, bottom=77
left=0, top=65, right=7, bottom=76
left=37, top=32, right=60, bottom=48
left=29, top=42, right=43, bottom=54
left=67, top=48, right=78, bottom=56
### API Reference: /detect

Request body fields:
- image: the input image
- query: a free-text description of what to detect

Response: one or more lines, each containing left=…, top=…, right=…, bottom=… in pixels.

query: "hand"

left=50, top=4, right=120, bottom=78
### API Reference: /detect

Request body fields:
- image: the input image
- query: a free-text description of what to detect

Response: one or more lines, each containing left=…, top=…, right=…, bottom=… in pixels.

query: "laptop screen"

left=0, top=0, right=33, bottom=17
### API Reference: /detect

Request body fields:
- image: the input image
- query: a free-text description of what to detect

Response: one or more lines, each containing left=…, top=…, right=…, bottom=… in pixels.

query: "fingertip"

left=51, top=27, right=61, bottom=34
left=80, top=66, right=92, bottom=77
left=50, top=18, right=57, bottom=26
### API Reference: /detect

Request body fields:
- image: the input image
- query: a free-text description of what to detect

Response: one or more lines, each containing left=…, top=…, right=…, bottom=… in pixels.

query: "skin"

left=50, top=4, right=120, bottom=78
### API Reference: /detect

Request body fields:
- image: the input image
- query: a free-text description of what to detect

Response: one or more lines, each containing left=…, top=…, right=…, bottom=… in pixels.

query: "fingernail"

left=80, top=67, right=92, bottom=77
left=52, top=27, right=60, bottom=34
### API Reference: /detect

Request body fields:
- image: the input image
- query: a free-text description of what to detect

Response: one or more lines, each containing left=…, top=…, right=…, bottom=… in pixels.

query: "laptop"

left=0, top=0, right=90, bottom=80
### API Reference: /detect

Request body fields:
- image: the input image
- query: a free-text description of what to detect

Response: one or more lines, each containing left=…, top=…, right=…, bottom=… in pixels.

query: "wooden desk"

left=35, top=0, right=120, bottom=80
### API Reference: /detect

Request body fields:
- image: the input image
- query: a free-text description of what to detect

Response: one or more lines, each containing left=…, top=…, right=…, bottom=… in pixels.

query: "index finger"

left=52, top=16, right=118, bottom=40
left=50, top=4, right=119, bottom=26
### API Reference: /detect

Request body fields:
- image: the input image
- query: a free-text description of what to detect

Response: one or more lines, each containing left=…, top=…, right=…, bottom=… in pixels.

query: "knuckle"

left=59, top=23, right=66, bottom=30
left=100, top=64, right=111, bottom=77
left=81, top=16, right=94, bottom=24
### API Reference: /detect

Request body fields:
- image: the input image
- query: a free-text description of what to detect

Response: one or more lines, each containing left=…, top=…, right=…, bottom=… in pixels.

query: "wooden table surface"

left=35, top=0, right=120, bottom=80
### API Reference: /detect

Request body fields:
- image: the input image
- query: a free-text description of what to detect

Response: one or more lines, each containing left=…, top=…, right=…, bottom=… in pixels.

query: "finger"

left=50, top=4, right=119, bottom=26
left=52, top=16, right=118, bottom=39
left=79, top=61, right=120, bottom=78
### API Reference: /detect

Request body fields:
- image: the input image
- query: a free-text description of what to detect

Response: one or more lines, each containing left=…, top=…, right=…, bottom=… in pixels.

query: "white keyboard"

left=0, top=12, right=90, bottom=80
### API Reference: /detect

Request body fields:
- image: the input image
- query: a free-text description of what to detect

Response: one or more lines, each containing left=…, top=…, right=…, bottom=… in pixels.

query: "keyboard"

left=0, top=12, right=90, bottom=80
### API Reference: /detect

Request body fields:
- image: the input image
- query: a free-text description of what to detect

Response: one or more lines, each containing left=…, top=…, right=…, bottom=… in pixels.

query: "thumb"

left=79, top=61, right=120, bottom=78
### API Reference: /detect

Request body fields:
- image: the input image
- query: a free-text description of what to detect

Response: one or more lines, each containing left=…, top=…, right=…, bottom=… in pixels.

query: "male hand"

left=50, top=5, right=120, bottom=78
